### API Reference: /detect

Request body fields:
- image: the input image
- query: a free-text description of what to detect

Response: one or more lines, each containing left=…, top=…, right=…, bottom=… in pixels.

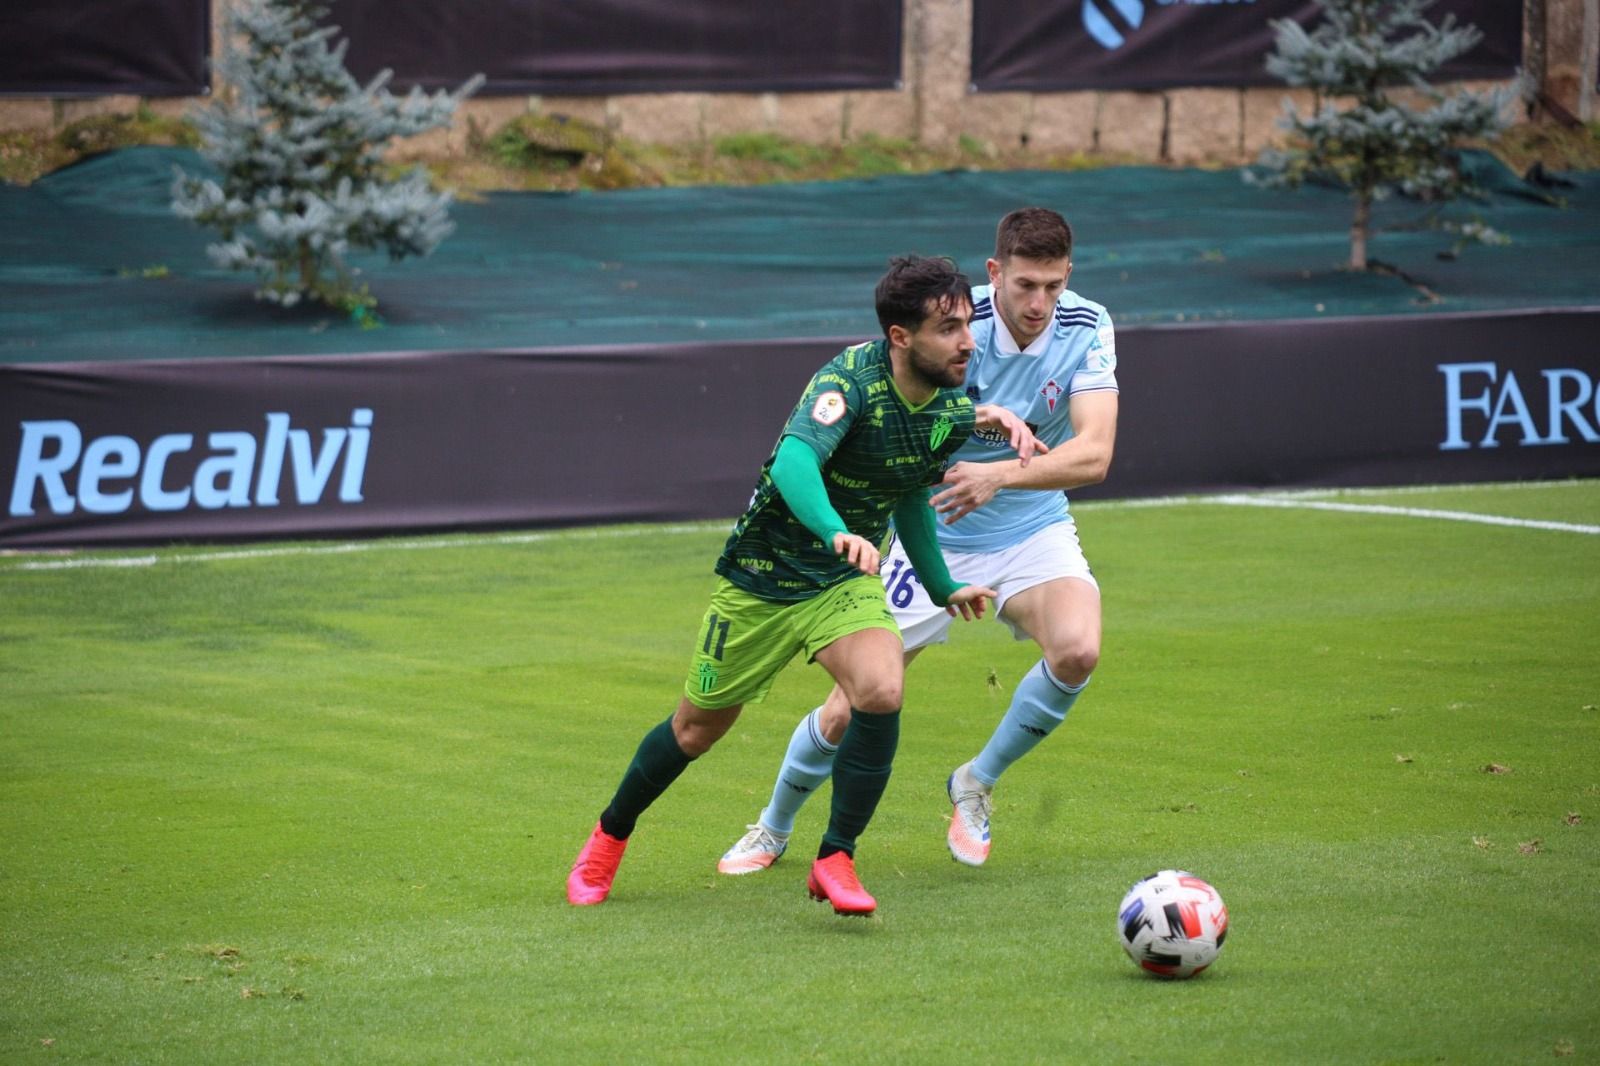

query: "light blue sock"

left=970, top=660, right=1086, bottom=787
left=759, top=707, right=837, bottom=834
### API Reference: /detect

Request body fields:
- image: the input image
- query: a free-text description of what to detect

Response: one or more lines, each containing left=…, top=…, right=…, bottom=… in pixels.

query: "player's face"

left=988, top=254, right=1072, bottom=348
left=904, top=294, right=976, bottom=389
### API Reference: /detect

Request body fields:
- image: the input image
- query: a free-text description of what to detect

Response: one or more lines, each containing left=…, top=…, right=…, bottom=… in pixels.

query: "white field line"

left=5, top=523, right=732, bottom=572
left=1208, top=495, right=1600, bottom=535
left=4, top=481, right=1597, bottom=572
left=1211, top=480, right=1591, bottom=501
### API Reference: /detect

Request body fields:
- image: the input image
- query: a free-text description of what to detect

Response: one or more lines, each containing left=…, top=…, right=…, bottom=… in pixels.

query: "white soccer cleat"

left=717, top=823, right=790, bottom=875
left=946, top=761, right=993, bottom=866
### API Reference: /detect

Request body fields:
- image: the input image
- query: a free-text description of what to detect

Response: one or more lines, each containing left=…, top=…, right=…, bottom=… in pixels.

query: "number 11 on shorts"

left=702, top=613, right=731, bottom=660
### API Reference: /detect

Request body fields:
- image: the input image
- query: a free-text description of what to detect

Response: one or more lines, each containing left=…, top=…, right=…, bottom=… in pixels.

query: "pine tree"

left=1250, top=0, right=1512, bottom=270
left=172, top=0, right=481, bottom=313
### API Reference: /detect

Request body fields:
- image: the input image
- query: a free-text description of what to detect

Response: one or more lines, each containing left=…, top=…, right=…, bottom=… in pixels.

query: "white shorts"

left=881, top=521, right=1098, bottom=651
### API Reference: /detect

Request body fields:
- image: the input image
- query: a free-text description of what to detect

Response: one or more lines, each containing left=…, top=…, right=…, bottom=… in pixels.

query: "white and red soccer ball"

left=1117, top=869, right=1229, bottom=979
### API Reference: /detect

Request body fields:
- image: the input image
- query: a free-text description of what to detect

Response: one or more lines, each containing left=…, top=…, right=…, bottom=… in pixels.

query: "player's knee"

left=849, top=676, right=903, bottom=714
left=672, top=706, right=737, bottom=757
left=672, top=721, right=720, bottom=758
left=1047, top=640, right=1099, bottom=687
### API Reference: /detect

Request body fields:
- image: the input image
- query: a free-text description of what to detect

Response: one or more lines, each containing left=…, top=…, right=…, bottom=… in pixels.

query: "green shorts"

left=682, top=575, right=900, bottom=709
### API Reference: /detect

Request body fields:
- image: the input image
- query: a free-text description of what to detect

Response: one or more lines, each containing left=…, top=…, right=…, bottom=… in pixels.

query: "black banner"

left=971, top=0, right=1521, bottom=93
left=0, top=0, right=210, bottom=97
left=4, top=310, right=1598, bottom=548
left=0, top=343, right=828, bottom=548
left=336, top=0, right=903, bottom=95
left=1093, top=309, right=1600, bottom=499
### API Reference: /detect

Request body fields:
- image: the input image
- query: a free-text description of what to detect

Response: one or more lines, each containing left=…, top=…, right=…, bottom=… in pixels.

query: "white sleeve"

left=1069, top=311, right=1119, bottom=393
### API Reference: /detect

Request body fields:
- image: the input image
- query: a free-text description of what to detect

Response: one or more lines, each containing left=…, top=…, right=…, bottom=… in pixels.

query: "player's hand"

left=944, top=584, right=997, bottom=621
left=831, top=532, right=881, bottom=575
left=930, top=461, right=1007, bottom=524
left=973, top=404, right=1049, bottom=466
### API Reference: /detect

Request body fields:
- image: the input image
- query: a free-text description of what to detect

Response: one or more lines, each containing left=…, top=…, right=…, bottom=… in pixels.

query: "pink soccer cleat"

left=567, top=822, right=629, bottom=905
left=807, top=852, right=877, bottom=916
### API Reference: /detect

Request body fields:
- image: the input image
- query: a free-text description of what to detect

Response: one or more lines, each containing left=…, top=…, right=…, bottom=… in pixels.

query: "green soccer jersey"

left=716, top=339, right=976, bottom=603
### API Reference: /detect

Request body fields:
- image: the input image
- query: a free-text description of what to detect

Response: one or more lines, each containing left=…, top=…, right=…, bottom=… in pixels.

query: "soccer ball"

left=1117, top=869, right=1229, bottom=979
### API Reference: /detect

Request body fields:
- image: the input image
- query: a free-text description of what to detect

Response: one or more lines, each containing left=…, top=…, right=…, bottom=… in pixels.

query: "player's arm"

left=931, top=389, right=1118, bottom=524
left=769, top=435, right=880, bottom=575
left=891, top=490, right=994, bottom=619
left=975, top=388, right=1117, bottom=492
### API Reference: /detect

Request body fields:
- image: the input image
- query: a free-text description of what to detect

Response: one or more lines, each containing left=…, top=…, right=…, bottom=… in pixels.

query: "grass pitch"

left=2, top=481, right=1597, bottom=1064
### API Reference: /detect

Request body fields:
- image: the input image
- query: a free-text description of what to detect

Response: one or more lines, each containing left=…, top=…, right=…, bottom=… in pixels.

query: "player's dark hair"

left=995, top=206, right=1073, bottom=263
left=874, top=255, right=972, bottom=338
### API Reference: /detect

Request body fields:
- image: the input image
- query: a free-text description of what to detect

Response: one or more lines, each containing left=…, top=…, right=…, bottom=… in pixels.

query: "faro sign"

left=1438, top=363, right=1600, bottom=451
left=8, top=409, right=374, bottom=517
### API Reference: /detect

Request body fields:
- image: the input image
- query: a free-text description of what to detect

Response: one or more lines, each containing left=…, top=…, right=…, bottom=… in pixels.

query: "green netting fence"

left=2, top=146, right=1595, bottom=365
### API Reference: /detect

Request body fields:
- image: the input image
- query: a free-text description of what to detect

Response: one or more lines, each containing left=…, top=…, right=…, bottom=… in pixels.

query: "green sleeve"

left=771, top=435, right=849, bottom=547
left=892, top=489, right=962, bottom=607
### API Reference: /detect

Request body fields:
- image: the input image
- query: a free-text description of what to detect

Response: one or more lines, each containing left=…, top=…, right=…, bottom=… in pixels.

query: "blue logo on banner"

left=8, top=408, right=376, bottom=518
left=1083, top=0, right=1144, bottom=50
left=1084, top=0, right=1259, bottom=52
left=1437, top=362, right=1600, bottom=451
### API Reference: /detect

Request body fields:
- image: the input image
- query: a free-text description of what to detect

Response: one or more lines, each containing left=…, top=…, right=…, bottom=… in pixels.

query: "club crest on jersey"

left=810, top=390, right=846, bottom=426
left=696, top=662, right=718, bottom=694
left=1040, top=378, right=1064, bottom=413
left=929, top=413, right=954, bottom=450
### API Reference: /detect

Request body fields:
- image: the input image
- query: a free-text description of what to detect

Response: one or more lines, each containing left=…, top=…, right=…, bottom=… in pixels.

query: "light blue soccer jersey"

left=936, top=284, right=1119, bottom=553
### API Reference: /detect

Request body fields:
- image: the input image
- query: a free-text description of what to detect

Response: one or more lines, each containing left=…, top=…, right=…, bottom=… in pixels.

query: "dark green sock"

left=599, top=715, right=692, bottom=839
left=819, top=708, right=900, bottom=859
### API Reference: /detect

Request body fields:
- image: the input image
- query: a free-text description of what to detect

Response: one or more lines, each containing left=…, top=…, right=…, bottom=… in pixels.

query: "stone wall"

left=1544, top=0, right=1600, bottom=119
left=0, top=0, right=1579, bottom=165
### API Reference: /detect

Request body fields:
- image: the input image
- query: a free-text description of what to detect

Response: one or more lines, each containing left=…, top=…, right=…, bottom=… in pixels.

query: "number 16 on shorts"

left=882, top=556, right=922, bottom=609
